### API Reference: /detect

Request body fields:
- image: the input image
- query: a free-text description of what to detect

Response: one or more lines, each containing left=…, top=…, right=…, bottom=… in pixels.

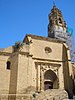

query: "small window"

left=45, top=47, right=52, bottom=54
left=7, top=61, right=11, bottom=70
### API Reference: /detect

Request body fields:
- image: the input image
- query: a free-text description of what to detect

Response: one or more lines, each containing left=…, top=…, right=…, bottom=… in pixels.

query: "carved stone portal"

left=35, top=63, right=60, bottom=92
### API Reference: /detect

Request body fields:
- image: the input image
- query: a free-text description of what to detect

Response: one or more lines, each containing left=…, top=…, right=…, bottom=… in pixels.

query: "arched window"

left=59, top=18, right=62, bottom=24
left=7, top=61, right=11, bottom=70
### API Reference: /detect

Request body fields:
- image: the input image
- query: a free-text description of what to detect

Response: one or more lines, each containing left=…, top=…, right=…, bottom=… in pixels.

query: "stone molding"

left=33, top=57, right=64, bottom=63
left=0, top=52, right=12, bottom=56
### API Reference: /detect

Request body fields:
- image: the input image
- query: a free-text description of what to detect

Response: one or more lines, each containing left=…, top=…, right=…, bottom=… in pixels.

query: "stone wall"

left=0, top=55, right=10, bottom=94
left=30, top=38, right=63, bottom=61
left=0, top=89, right=68, bottom=100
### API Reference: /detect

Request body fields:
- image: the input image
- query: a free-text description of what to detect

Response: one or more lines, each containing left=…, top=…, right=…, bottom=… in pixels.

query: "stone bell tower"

left=48, top=4, right=67, bottom=39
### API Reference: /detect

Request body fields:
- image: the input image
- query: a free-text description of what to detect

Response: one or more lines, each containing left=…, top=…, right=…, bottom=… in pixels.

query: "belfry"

left=48, top=5, right=67, bottom=38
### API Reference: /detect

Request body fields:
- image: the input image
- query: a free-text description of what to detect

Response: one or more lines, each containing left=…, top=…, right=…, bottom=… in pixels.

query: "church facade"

left=0, top=5, right=75, bottom=99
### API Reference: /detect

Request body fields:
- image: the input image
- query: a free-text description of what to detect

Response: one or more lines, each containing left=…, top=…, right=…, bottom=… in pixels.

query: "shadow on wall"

left=73, top=75, right=75, bottom=95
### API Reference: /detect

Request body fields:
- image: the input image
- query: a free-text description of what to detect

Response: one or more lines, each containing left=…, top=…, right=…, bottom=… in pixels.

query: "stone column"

left=37, top=65, right=41, bottom=92
left=58, top=65, right=64, bottom=89
left=40, top=65, right=44, bottom=92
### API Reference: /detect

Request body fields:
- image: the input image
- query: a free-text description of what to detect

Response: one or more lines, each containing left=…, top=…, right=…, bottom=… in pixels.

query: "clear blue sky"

left=0, top=0, right=75, bottom=48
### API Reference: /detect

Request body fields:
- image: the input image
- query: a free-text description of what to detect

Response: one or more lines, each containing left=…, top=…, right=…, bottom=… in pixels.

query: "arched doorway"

left=44, top=70, right=58, bottom=90
left=44, top=81, right=53, bottom=90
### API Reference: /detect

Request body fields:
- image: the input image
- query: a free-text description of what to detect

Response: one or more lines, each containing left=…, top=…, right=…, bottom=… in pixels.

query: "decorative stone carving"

left=36, top=62, right=60, bottom=92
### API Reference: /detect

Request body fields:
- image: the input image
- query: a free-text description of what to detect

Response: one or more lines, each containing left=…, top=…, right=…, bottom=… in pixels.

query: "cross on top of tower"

left=53, top=0, right=55, bottom=7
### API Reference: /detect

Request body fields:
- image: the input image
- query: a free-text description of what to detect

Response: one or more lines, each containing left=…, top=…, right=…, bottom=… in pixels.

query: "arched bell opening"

left=44, top=70, right=59, bottom=90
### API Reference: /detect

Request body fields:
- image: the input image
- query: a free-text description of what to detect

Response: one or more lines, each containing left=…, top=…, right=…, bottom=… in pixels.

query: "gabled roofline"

left=23, top=34, right=66, bottom=44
